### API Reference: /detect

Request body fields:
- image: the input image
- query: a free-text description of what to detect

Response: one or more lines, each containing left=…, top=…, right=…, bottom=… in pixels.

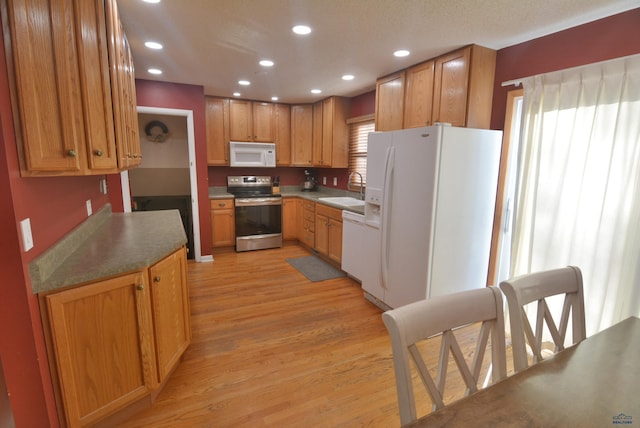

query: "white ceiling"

left=116, top=0, right=639, bottom=104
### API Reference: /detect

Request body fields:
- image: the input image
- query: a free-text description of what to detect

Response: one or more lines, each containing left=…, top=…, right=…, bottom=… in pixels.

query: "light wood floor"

left=120, top=244, right=512, bottom=427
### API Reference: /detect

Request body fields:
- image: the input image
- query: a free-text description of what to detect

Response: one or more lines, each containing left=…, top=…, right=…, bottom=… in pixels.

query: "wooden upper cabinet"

left=375, top=45, right=496, bottom=131
left=105, top=0, right=141, bottom=169
left=275, top=104, right=291, bottom=165
left=312, top=101, right=323, bottom=166
left=205, top=96, right=230, bottom=165
left=432, top=48, right=471, bottom=127
left=319, top=97, right=350, bottom=168
left=229, top=99, right=275, bottom=142
left=404, top=60, right=435, bottom=128
left=291, top=104, right=313, bottom=166
left=432, top=45, right=496, bottom=128
left=2, top=0, right=138, bottom=176
left=375, top=71, right=405, bottom=131
left=252, top=102, right=275, bottom=142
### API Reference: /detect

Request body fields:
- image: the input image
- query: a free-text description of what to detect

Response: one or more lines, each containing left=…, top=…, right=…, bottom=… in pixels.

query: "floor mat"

left=286, top=256, right=346, bottom=282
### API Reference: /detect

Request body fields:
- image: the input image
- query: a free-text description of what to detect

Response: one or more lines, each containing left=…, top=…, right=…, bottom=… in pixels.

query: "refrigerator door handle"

left=380, top=146, right=395, bottom=291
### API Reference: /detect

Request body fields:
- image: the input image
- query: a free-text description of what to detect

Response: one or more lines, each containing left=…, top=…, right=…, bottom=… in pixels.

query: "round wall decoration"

left=144, top=120, right=170, bottom=143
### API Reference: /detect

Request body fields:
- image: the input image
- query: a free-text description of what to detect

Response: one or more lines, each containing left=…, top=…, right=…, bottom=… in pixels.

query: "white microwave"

left=229, top=142, right=276, bottom=167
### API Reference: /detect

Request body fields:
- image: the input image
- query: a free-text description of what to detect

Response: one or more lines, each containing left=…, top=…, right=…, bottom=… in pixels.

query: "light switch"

left=19, top=218, right=34, bottom=252
left=99, top=178, right=108, bottom=194
left=333, top=177, right=338, bottom=186
left=86, top=199, right=92, bottom=216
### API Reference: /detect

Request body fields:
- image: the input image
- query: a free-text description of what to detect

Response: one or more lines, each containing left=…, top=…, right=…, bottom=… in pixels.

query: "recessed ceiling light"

left=148, top=68, right=162, bottom=75
left=144, top=41, right=163, bottom=50
left=142, top=0, right=161, bottom=3
left=260, top=60, right=274, bottom=67
left=342, top=74, right=355, bottom=81
left=238, top=80, right=250, bottom=86
left=311, top=89, right=322, bottom=94
left=394, top=50, right=410, bottom=57
left=233, top=92, right=241, bottom=97
left=292, top=25, right=311, bottom=35
left=271, top=96, right=279, bottom=101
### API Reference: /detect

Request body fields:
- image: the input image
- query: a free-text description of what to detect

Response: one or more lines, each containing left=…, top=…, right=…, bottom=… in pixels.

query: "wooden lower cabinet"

left=149, top=247, right=191, bottom=383
left=315, top=204, right=343, bottom=264
left=43, top=247, right=190, bottom=427
left=299, top=200, right=316, bottom=248
left=282, top=197, right=299, bottom=240
left=210, top=199, right=235, bottom=247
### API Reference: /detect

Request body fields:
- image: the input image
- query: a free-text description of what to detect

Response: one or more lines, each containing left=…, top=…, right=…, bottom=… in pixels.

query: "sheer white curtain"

left=511, top=54, right=640, bottom=335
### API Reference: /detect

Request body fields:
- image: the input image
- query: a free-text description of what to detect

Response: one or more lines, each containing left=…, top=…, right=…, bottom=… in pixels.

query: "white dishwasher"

left=341, top=210, right=365, bottom=281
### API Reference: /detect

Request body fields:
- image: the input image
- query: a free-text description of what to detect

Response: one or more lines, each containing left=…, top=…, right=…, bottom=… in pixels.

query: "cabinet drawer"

left=301, top=230, right=315, bottom=247
left=303, top=208, right=315, bottom=222
left=210, top=198, right=234, bottom=210
left=316, top=203, right=342, bottom=220
left=301, top=200, right=315, bottom=211
left=303, top=221, right=315, bottom=233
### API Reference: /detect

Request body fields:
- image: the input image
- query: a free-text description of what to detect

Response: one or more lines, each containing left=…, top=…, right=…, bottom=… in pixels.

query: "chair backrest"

left=499, top=266, right=586, bottom=373
left=382, top=286, right=506, bottom=425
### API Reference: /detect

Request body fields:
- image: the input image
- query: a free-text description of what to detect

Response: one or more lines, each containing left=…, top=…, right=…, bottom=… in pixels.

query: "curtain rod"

left=501, top=79, right=523, bottom=87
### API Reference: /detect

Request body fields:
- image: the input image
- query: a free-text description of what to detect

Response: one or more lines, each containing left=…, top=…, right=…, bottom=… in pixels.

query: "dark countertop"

left=30, top=205, right=187, bottom=294
left=208, top=185, right=365, bottom=214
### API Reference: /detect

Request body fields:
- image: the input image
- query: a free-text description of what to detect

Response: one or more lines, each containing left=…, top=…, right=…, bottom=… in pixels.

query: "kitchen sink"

left=318, top=197, right=365, bottom=207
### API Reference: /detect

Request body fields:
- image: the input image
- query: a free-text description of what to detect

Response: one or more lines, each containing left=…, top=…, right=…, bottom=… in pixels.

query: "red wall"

left=491, top=8, right=640, bottom=130
left=129, top=79, right=212, bottom=255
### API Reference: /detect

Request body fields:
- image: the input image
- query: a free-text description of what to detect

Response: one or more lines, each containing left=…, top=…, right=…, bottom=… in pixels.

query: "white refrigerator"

left=362, top=125, right=502, bottom=310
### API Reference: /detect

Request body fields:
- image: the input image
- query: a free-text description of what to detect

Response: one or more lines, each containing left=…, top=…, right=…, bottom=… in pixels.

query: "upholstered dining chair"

left=382, top=287, right=507, bottom=425
left=499, top=266, right=586, bottom=373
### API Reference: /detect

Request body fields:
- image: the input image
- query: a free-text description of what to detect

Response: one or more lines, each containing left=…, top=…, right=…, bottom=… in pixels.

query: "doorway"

left=120, top=107, right=203, bottom=261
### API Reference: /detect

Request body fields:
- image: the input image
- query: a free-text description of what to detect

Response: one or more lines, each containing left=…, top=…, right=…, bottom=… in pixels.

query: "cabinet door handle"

left=67, top=149, right=77, bottom=157
left=218, top=203, right=225, bottom=207
left=154, top=276, right=161, bottom=283
left=136, top=284, right=144, bottom=291
left=94, top=149, right=103, bottom=157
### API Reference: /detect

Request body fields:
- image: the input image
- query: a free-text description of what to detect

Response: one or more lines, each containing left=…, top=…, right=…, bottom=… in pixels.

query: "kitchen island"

left=32, top=205, right=191, bottom=428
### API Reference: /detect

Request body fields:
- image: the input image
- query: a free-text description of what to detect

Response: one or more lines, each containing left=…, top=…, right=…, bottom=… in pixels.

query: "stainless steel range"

left=227, top=175, right=282, bottom=252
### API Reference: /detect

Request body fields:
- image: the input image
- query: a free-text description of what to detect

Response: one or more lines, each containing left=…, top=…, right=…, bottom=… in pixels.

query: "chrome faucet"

left=348, top=171, right=364, bottom=200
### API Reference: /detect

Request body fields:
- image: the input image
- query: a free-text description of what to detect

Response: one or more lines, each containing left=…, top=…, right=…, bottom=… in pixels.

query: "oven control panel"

left=227, top=176, right=272, bottom=187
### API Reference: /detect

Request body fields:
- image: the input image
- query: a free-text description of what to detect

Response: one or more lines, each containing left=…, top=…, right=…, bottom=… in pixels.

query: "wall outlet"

left=333, top=177, right=338, bottom=186
left=19, top=218, right=34, bottom=252
left=323, top=177, right=327, bottom=185
left=86, top=199, right=92, bottom=216
left=99, top=178, right=108, bottom=194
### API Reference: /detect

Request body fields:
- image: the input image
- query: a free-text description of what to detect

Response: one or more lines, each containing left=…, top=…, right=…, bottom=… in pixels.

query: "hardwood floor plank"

left=119, top=245, right=511, bottom=427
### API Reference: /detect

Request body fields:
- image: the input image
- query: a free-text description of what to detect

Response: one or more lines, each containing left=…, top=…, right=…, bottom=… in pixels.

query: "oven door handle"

left=235, top=197, right=282, bottom=207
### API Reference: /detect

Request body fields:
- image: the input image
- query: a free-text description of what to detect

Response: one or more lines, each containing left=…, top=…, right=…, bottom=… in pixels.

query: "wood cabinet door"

left=433, top=47, right=471, bottom=127
left=205, top=97, right=230, bottom=165
left=404, top=60, right=435, bottom=128
left=46, top=271, right=156, bottom=427
left=291, top=105, right=313, bottom=166
left=149, top=247, right=191, bottom=383
left=275, top=104, right=291, bottom=165
left=3, top=0, right=85, bottom=173
left=327, top=217, right=343, bottom=264
left=75, top=0, right=119, bottom=171
left=252, top=102, right=275, bottom=142
left=315, top=212, right=329, bottom=255
left=321, top=97, right=349, bottom=168
left=312, top=101, right=323, bottom=166
left=229, top=99, right=253, bottom=141
left=211, top=199, right=235, bottom=247
left=375, top=72, right=405, bottom=131
left=106, top=0, right=141, bottom=169
left=282, top=197, right=298, bottom=240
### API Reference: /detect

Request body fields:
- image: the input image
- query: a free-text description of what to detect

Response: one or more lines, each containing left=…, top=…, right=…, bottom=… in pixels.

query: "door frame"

left=487, top=88, right=524, bottom=285
left=120, top=106, right=207, bottom=262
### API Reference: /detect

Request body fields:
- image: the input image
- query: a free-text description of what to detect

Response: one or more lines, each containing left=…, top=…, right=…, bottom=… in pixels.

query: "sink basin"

left=318, top=197, right=365, bottom=207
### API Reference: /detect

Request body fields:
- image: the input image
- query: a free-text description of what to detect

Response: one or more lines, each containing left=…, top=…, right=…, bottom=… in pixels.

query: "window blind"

left=348, top=117, right=375, bottom=188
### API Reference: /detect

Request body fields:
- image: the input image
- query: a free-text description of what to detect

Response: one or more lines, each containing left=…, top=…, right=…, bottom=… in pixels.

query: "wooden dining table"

left=406, top=316, right=640, bottom=427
